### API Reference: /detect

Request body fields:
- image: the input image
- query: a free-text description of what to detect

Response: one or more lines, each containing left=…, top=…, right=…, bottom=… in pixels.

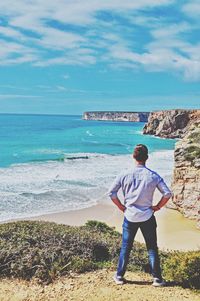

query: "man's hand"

left=119, top=203, right=126, bottom=212
left=152, top=205, right=160, bottom=212
left=152, top=195, right=171, bottom=212
left=111, top=196, right=126, bottom=212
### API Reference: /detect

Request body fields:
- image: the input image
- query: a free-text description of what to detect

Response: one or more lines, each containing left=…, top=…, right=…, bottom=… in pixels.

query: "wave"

left=86, top=130, right=94, bottom=136
left=0, top=150, right=174, bottom=222
left=29, top=154, right=92, bottom=164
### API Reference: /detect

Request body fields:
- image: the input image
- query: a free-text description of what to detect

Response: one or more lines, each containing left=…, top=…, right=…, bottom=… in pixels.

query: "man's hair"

left=133, top=144, right=148, bottom=162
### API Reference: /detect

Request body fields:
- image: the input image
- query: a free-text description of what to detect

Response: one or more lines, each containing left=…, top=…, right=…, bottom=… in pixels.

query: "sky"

left=0, top=0, right=200, bottom=115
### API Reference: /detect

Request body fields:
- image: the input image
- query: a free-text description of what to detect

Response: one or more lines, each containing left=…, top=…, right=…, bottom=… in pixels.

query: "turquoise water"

left=0, top=114, right=175, bottom=167
left=0, top=114, right=176, bottom=222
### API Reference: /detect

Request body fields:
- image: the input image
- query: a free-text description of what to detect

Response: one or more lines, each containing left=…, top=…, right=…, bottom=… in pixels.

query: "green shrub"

left=188, top=131, right=200, bottom=144
left=0, top=221, right=145, bottom=283
left=85, top=220, right=118, bottom=235
left=184, top=145, right=200, bottom=162
left=0, top=220, right=199, bottom=289
left=163, top=251, right=200, bottom=289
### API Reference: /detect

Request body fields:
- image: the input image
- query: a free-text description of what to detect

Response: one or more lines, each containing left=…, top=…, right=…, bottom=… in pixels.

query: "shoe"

left=113, top=274, right=125, bottom=285
left=152, top=278, right=166, bottom=287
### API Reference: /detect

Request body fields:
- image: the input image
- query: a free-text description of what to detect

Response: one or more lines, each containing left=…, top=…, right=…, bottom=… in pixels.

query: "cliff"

left=83, top=111, right=149, bottom=122
left=143, top=109, right=200, bottom=229
left=143, top=109, right=199, bottom=138
left=171, top=119, right=200, bottom=229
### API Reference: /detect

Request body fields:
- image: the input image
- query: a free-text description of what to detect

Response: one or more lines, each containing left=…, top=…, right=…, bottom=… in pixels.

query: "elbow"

left=107, top=191, right=118, bottom=199
left=164, top=192, right=173, bottom=199
left=107, top=191, right=117, bottom=199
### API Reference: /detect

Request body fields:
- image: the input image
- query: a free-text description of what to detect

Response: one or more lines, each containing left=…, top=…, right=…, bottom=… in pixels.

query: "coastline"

left=24, top=199, right=200, bottom=252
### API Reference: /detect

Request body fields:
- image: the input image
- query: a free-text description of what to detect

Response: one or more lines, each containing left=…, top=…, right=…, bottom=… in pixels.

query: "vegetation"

left=188, top=131, right=200, bottom=144
left=163, top=251, right=200, bottom=289
left=0, top=220, right=199, bottom=289
left=184, top=145, right=200, bottom=162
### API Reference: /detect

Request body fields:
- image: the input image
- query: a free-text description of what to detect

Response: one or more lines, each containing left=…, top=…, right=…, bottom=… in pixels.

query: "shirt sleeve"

left=156, top=177, right=173, bottom=198
left=107, top=174, right=122, bottom=199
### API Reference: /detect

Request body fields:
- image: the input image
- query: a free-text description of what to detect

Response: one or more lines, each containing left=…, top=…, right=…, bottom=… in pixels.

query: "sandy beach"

left=28, top=198, right=200, bottom=252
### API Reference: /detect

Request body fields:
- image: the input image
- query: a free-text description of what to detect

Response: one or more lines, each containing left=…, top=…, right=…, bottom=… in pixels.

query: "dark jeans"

left=117, top=214, right=162, bottom=279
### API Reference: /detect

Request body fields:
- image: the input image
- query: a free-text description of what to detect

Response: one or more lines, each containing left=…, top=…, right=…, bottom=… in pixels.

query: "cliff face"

left=143, top=109, right=200, bottom=228
left=143, top=109, right=197, bottom=138
left=172, top=119, right=200, bottom=229
left=83, top=111, right=149, bottom=122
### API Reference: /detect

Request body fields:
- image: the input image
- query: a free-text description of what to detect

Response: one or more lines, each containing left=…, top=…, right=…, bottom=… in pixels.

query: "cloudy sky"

left=0, top=0, right=200, bottom=114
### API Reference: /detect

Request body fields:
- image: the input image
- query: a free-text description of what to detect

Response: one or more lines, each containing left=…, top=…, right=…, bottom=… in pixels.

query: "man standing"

left=108, top=144, right=172, bottom=287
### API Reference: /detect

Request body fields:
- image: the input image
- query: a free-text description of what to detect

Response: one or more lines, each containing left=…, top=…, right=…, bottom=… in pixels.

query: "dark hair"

left=133, top=144, right=148, bottom=162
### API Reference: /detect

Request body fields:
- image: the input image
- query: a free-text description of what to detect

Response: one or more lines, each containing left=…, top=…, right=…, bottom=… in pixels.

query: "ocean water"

left=0, top=114, right=176, bottom=222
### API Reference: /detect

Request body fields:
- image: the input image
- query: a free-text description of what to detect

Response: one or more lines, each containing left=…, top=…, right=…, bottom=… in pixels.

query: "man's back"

left=108, top=164, right=172, bottom=222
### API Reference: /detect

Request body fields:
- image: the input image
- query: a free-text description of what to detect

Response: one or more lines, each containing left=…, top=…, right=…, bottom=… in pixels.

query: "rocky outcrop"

left=83, top=111, right=149, bottom=122
left=143, top=109, right=199, bottom=138
left=172, top=119, right=200, bottom=229
left=143, top=109, right=200, bottom=228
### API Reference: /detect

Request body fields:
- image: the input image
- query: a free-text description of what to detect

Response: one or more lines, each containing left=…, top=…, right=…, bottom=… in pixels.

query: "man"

left=108, top=144, right=172, bottom=287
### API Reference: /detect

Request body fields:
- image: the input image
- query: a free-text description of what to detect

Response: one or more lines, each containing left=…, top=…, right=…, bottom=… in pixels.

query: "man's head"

left=133, top=144, right=148, bottom=163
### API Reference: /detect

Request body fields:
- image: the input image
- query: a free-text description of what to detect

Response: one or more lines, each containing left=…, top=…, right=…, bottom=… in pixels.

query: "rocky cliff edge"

left=143, top=109, right=200, bottom=229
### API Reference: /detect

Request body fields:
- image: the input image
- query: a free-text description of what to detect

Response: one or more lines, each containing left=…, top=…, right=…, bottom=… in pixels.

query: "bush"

left=85, top=220, right=118, bottom=235
left=188, top=131, right=200, bottom=144
left=0, top=220, right=145, bottom=283
left=163, top=251, right=200, bottom=289
left=184, top=145, right=200, bottom=162
left=0, top=220, right=199, bottom=289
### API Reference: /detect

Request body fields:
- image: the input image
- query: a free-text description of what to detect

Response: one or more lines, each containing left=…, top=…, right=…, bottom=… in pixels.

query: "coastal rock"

left=83, top=111, right=149, bottom=122
left=143, top=109, right=200, bottom=229
left=171, top=114, right=200, bottom=229
left=142, top=109, right=199, bottom=138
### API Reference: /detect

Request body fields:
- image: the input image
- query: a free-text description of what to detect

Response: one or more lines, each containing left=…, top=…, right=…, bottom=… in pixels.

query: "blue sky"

left=0, top=0, right=200, bottom=115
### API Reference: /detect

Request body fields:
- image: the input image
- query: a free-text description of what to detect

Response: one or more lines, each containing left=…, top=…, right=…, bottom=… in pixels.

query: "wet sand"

left=29, top=201, right=200, bottom=252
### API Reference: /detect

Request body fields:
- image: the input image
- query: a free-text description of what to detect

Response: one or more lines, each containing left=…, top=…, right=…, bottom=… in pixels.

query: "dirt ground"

left=0, top=270, right=199, bottom=301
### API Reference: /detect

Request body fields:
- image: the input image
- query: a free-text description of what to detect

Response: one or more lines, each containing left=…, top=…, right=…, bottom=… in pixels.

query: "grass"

left=0, top=220, right=199, bottom=289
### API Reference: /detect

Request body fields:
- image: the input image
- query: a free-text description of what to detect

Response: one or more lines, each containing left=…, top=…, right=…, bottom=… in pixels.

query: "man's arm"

left=152, top=195, right=171, bottom=212
left=108, top=174, right=125, bottom=212
left=111, top=196, right=126, bottom=212
left=152, top=178, right=173, bottom=212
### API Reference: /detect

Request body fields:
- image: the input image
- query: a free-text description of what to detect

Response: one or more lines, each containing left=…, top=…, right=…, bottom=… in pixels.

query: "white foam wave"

left=0, top=150, right=174, bottom=222
left=86, top=130, right=94, bottom=136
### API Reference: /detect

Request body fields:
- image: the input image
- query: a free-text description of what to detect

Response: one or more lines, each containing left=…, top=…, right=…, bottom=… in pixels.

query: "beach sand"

left=29, top=198, right=200, bottom=252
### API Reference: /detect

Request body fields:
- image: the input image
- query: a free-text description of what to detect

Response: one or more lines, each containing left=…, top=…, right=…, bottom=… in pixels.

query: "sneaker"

left=113, top=274, right=125, bottom=285
left=152, top=278, right=166, bottom=287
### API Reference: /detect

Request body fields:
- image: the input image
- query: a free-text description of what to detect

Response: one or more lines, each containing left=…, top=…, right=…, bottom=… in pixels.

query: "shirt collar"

left=135, top=164, right=146, bottom=168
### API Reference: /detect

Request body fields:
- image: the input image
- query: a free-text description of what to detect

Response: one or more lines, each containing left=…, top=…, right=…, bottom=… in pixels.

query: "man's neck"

left=136, top=161, right=146, bottom=166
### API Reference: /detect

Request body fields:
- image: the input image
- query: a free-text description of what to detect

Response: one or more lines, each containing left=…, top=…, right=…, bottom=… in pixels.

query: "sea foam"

left=0, top=150, right=174, bottom=222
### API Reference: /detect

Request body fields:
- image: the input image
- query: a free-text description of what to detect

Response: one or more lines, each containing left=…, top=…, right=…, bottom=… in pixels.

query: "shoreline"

left=6, top=199, right=200, bottom=252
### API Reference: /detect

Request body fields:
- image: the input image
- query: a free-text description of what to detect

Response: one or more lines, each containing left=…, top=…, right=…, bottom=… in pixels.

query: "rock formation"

left=83, top=111, right=149, bottom=122
left=143, top=109, right=198, bottom=138
left=143, top=109, right=200, bottom=229
left=172, top=118, right=200, bottom=229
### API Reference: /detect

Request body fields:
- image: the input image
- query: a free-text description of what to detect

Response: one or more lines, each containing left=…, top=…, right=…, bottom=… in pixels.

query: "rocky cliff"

left=171, top=117, right=200, bottom=229
left=143, top=109, right=199, bottom=138
left=83, top=111, right=149, bottom=122
left=143, top=109, right=200, bottom=229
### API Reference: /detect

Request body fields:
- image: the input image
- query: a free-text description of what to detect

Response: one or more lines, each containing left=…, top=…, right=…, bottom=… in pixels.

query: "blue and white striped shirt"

left=108, top=164, right=172, bottom=222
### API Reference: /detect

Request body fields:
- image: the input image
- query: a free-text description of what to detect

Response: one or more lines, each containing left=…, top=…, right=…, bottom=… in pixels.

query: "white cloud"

left=56, top=86, right=67, bottom=91
left=38, top=28, right=86, bottom=50
left=63, top=74, right=70, bottom=80
left=0, top=40, right=39, bottom=65
left=0, top=94, right=41, bottom=99
left=0, top=0, right=200, bottom=82
left=108, top=40, right=200, bottom=81
left=182, top=1, right=200, bottom=19
left=0, top=26, right=24, bottom=40
left=0, top=0, right=174, bottom=64
left=151, top=22, right=192, bottom=39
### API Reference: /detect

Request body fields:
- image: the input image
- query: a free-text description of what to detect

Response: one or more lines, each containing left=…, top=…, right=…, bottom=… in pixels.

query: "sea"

left=0, top=114, right=176, bottom=222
